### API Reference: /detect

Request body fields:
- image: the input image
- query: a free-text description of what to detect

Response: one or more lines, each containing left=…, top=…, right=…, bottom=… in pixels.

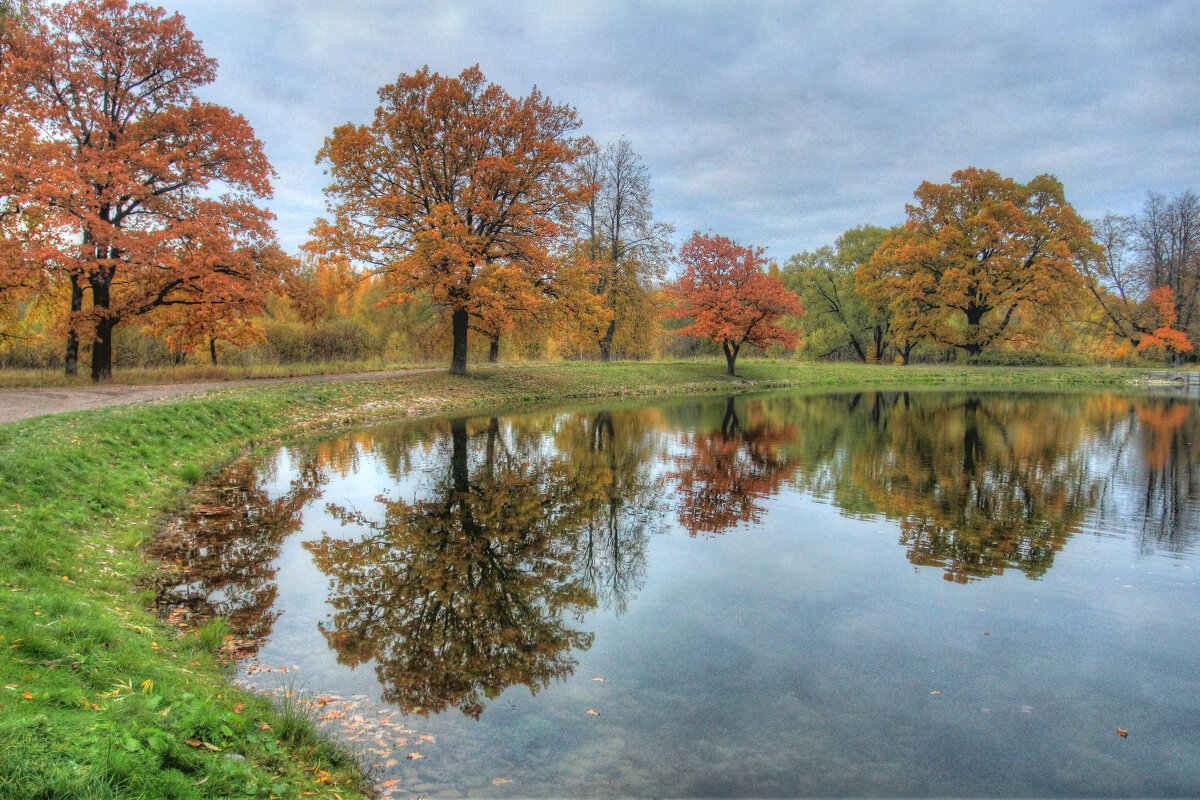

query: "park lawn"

left=0, top=360, right=1148, bottom=799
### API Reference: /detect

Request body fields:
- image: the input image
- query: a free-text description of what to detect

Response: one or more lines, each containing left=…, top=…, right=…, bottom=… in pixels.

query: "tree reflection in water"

left=156, top=389, right=1200, bottom=717
left=555, top=410, right=667, bottom=615
left=779, top=391, right=1103, bottom=582
left=307, top=417, right=600, bottom=718
left=669, top=396, right=799, bottom=536
left=149, top=457, right=326, bottom=647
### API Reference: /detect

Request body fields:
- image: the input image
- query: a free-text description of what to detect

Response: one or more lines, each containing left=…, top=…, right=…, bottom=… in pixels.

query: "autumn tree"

left=311, top=66, right=593, bottom=375
left=857, top=169, right=1097, bottom=358
left=4, top=0, right=287, bottom=380
left=784, top=224, right=903, bottom=362
left=575, top=139, right=673, bottom=361
left=1082, top=193, right=1198, bottom=363
left=1138, top=191, right=1199, bottom=355
left=0, top=0, right=56, bottom=349
left=667, top=231, right=801, bottom=375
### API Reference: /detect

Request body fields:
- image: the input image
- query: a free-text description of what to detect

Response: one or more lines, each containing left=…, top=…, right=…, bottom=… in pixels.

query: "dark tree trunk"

left=487, top=336, right=499, bottom=363
left=598, top=318, right=616, bottom=362
left=871, top=325, right=886, bottom=364
left=209, top=337, right=218, bottom=365
left=450, top=417, right=469, bottom=492
left=64, top=274, right=83, bottom=377
left=720, top=396, right=741, bottom=438
left=89, top=275, right=113, bottom=382
left=91, top=317, right=114, bottom=381
left=723, top=340, right=739, bottom=376
left=450, top=307, right=469, bottom=375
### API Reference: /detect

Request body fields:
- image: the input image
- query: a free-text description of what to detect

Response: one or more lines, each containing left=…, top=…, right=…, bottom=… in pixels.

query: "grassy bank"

left=0, top=360, right=1152, bottom=798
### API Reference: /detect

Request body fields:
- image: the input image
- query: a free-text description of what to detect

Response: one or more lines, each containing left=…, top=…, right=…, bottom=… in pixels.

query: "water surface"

left=153, top=390, right=1200, bottom=797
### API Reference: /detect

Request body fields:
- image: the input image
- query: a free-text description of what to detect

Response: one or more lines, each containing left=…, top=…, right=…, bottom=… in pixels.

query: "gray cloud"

left=170, top=0, right=1200, bottom=262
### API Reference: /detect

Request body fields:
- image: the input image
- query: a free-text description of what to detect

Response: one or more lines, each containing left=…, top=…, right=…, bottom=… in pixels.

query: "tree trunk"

left=450, top=307, right=469, bottom=375
left=598, top=318, right=616, bottom=362
left=89, top=275, right=113, bottom=382
left=487, top=336, right=499, bottom=363
left=91, top=317, right=114, bottom=381
left=209, top=337, right=218, bottom=365
left=64, top=274, right=83, bottom=377
left=723, top=340, right=739, bottom=376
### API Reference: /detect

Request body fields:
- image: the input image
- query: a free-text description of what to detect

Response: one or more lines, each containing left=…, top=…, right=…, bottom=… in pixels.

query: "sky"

left=167, top=0, right=1200, bottom=264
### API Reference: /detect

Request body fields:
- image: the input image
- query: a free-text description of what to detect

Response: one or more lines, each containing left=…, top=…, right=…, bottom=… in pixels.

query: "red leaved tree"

left=667, top=232, right=801, bottom=375
left=310, top=66, right=594, bottom=375
left=4, top=0, right=286, bottom=380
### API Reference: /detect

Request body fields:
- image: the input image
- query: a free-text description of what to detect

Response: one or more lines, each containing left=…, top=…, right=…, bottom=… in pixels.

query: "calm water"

left=154, top=390, right=1200, bottom=797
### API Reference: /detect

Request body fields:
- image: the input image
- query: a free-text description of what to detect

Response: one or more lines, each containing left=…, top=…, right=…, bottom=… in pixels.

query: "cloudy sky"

left=168, top=0, right=1199, bottom=263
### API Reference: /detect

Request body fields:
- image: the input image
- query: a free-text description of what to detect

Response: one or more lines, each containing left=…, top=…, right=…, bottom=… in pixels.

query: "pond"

left=153, top=389, right=1200, bottom=797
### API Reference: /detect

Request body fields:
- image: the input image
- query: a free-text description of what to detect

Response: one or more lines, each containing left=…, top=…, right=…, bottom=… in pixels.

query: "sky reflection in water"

left=153, top=390, right=1200, bottom=797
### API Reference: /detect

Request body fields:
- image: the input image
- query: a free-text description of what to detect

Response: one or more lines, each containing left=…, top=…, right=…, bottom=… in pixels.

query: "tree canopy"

left=668, top=231, right=800, bottom=374
left=857, top=168, right=1097, bottom=357
left=1, top=0, right=285, bottom=380
left=311, top=65, right=595, bottom=375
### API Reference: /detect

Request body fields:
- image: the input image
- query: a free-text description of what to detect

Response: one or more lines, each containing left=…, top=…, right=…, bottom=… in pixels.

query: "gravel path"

left=0, top=369, right=438, bottom=424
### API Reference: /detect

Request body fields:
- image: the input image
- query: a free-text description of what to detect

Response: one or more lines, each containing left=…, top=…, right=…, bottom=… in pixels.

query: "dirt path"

left=0, top=368, right=439, bottom=424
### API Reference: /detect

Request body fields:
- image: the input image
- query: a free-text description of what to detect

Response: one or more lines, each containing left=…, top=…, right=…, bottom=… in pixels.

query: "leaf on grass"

left=21, top=692, right=33, bottom=700
left=193, top=777, right=208, bottom=787
left=185, top=738, right=219, bottom=751
left=406, top=752, right=426, bottom=760
left=586, top=709, right=600, bottom=716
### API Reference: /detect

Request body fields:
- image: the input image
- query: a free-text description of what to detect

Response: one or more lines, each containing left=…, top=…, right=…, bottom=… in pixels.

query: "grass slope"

left=0, top=360, right=1147, bottom=799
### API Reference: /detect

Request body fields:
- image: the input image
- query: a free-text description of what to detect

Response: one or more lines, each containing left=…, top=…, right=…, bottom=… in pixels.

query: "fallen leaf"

left=21, top=692, right=33, bottom=700
left=930, top=691, right=941, bottom=695
left=406, top=752, right=426, bottom=760
left=193, top=776, right=208, bottom=787
left=384, top=759, right=398, bottom=768
left=492, top=778, right=513, bottom=786
left=380, top=779, right=402, bottom=788
left=1118, top=728, right=1129, bottom=737
left=586, top=709, right=600, bottom=716
left=185, top=738, right=203, bottom=748
left=592, top=677, right=605, bottom=682
left=233, top=703, right=244, bottom=714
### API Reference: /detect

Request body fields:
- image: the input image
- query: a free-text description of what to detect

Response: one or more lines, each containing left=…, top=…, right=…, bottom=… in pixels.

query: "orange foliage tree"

left=667, top=232, right=801, bottom=375
left=858, top=169, right=1097, bottom=357
left=0, top=3, right=59, bottom=348
left=3, top=0, right=286, bottom=380
left=310, top=66, right=594, bottom=375
left=1081, top=213, right=1194, bottom=361
left=1136, top=286, right=1194, bottom=358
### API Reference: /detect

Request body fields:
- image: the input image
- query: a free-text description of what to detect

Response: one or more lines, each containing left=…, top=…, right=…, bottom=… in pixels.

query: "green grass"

left=0, top=359, right=1157, bottom=798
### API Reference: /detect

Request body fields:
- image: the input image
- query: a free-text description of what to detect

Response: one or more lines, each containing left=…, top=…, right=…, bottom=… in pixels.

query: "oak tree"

left=667, top=231, right=801, bottom=375
left=311, top=66, right=593, bottom=375
left=4, top=0, right=286, bottom=380
left=857, top=169, right=1097, bottom=357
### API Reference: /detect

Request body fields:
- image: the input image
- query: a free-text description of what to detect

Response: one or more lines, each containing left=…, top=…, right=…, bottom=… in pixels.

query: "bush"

left=965, top=350, right=1096, bottom=367
left=264, top=319, right=377, bottom=363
